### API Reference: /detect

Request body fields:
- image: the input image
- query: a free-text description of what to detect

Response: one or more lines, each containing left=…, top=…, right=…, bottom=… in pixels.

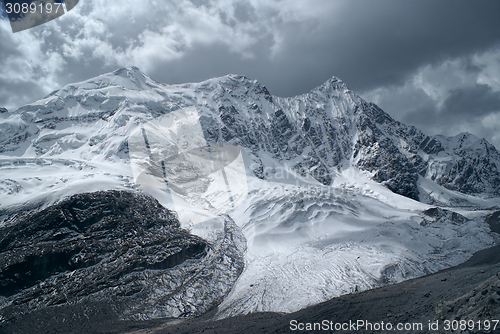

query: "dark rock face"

left=0, top=108, right=7, bottom=114
left=429, top=149, right=500, bottom=196
left=0, top=190, right=204, bottom=298
left=0, top=190, right=245, bottom=320
left=353, top=107, right=420, bottom=200
left=193, top=75, right=500, bottom=200
left=487, top=211, right=500, bottom=234
left=422, top=207, right=469, bottom=225
left=350, top=103, right=500, bottom=199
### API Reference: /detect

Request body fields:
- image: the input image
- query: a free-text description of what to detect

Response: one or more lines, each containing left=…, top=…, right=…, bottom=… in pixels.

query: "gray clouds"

left=443, top=84, right=500, bottom=117
left=0, top=0, right=499, bottom=147
left=364, top=53, right=500, bottom=148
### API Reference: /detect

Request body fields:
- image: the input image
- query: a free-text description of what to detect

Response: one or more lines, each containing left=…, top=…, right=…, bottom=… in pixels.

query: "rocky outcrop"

left=0, top=190, right=245, bottom=320
left=194, top=75, right=500, bottom=200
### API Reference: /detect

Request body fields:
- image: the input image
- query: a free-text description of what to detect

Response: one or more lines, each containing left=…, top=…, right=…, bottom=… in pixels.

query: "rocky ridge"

left=0, top=190, right=245, bottom=321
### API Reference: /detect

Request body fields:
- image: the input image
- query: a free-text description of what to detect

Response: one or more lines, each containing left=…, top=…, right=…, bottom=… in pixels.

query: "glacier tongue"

left=0, top=67, right=499, bottom=319
left=215, top=167, right=498, bottom=317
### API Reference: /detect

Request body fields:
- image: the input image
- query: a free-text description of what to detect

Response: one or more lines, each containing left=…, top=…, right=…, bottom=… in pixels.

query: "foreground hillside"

left=2, top=213, right=499, bottom=333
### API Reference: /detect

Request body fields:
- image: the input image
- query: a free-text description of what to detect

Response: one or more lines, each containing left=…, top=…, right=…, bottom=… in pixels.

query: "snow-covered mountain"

left=2, top=67, right=499, bottom=203
left=0, top=67, right=499, bottom=319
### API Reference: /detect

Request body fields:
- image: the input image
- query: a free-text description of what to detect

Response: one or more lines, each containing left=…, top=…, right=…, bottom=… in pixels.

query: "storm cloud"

left=0, top=0, right=499, bottom=147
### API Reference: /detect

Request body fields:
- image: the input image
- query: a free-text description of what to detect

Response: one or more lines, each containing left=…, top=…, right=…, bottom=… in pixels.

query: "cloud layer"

left=0, top=0, right=499, bottom=147
left=364, top=51, right=500, bottom=148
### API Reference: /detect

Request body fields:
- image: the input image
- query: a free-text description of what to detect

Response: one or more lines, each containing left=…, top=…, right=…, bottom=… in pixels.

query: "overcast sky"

left=1, top=0, right=500, bottom=148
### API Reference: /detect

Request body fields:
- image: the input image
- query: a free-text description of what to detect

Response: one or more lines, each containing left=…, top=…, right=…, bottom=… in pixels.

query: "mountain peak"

left=318, top=75, right=350, bottom=92
left=192, top=74, right=257, bottom=90
left=111, top=66, right=144, bottom=78
left=5, top=69, right=499, bottom=200
left=43, top=67, right=160, bottom=100
left=224, top=74, right=250, bottom=81
left=102, top=66, right=159, bottom=90
left=213, top=74, right=258, bottom=87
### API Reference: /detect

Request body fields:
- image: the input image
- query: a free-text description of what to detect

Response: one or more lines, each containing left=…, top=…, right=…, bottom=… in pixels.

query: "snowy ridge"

left=1, top=67, right=498, bottom=201
left=0, top=67, right=499, bottom=318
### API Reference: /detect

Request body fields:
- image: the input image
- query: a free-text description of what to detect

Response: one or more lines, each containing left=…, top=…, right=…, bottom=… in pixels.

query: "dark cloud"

left=442, top=84, right=500, bottom=117
left=0, top=24, right=19, bottom=56
left=4, top=0, right=500, bottom=97
left=108, top=0, right=500, bottom=99
left=377, top=81, right=500, bottom=149
left=1, top=0, right=500, bottom=148
left=259, top=0, right=500, bottom=96
left=233, top=1, right=256, bottom=23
